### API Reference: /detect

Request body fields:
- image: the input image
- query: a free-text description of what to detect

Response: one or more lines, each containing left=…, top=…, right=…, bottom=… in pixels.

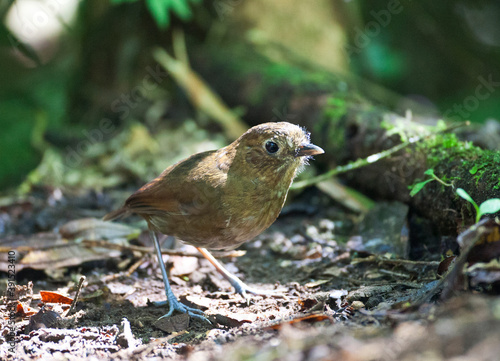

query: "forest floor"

left=1, top=188, right=499, bottom=361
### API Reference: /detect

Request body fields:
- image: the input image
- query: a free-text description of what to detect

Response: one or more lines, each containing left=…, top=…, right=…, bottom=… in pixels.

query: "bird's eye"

left=265, top=141, right=279, bottom=154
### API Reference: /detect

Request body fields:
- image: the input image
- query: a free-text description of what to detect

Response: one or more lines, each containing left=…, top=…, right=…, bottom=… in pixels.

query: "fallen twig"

left=67, top=275, right=86, bottom=316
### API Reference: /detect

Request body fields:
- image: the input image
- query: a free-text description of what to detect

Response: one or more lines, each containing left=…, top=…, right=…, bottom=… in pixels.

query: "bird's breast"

left=220, top=177, right=291, bottom=242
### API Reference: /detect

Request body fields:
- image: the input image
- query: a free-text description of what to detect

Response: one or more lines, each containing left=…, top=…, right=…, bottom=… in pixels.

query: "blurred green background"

left=1, top=0, right=499, bottom=191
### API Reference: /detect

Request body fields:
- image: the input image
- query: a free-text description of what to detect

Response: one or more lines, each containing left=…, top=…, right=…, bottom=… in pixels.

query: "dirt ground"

left=1, top=189, right=500, bottom=361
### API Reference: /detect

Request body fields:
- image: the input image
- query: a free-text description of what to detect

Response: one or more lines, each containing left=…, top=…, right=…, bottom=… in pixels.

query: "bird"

left=103, top=122, right=324, bottom=322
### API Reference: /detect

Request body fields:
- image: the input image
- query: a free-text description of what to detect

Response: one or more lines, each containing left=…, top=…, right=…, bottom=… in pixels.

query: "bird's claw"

left=154, top=299, right=211, bottom=323
left=229, top=278, right=283, bottom=301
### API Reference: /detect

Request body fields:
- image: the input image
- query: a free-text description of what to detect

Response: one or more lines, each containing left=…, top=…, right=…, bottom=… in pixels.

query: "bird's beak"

left=296, top=143, right=324, bottom=157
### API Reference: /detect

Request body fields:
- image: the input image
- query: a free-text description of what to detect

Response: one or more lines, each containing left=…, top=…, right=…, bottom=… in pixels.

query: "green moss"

left=463, top=151, right=500, bottom=190
left=419, top=133, right=481, bottom=169
left=413, top=132, right=500, bottom=195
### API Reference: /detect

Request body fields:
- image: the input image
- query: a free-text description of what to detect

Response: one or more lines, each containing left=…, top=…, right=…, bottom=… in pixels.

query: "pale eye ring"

left=265, top=141, right=279, bottom=154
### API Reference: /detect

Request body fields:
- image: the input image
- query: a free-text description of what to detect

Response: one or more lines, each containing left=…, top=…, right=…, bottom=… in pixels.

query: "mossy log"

left=191, top=43, right=500, bottom=236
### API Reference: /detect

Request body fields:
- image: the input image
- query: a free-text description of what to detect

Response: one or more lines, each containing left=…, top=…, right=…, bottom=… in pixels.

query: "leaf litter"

left=1, top=177, right=500, bottom=360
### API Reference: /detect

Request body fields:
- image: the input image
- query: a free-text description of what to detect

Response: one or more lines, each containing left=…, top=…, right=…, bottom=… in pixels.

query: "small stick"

left=125, top=254, right=148, bottom=277
left=67, top=276, right=86, bottom=316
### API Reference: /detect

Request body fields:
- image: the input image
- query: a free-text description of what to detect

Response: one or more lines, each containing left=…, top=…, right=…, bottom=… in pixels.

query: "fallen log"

left=190, top=43, right=500, bottom=236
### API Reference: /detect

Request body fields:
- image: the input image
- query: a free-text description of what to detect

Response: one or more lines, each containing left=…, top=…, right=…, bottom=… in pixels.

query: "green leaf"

left=145, top=0, right=198, bottom=29
left=409, top=179, right=434, bottom=197
left=112, top=0, right=199, bottom=29
left=424, top=168, right=435, bottom=176
left=469, top=164, right=479, bottom=175
left=169, top=0, right=193, bottom=20
left=457, top=188, right=480, bottom=222
left=146, top=0, right=170, bottom=29
left=456, top=188, right=475, bottom=204
left=479, top=199, right=500, bottom=217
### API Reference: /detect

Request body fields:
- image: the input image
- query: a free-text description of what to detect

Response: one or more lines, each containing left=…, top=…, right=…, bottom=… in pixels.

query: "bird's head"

left=228, top=122, right=324, bottom=182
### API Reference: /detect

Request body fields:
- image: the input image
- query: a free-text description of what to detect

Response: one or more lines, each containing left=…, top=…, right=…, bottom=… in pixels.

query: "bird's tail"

left=102, top=207, right=129, bottom=221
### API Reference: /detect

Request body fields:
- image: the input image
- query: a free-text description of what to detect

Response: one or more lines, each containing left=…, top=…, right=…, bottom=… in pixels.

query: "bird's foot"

left=228, top=275, right=283, bottom=302
left=149, top=231, right=210, bottom=323
left=154, top=296, right=210, bottom=323
left=194, top=247, right=283, bottom=303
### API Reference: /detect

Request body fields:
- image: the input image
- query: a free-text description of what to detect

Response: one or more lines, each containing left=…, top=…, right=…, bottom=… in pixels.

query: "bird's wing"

left=123, top=150, right=223, bottom=217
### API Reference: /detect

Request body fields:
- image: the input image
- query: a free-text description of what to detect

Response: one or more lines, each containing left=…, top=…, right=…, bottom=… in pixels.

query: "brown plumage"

left=104, top=122, right=324, bottom=250
left=104, top=122, right=323, bottom=321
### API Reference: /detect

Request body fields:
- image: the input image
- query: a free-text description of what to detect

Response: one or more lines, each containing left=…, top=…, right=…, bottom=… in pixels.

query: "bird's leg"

left=196, top=247, right=278, bottom=300
left=150, top=230, right=209, bottom=322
